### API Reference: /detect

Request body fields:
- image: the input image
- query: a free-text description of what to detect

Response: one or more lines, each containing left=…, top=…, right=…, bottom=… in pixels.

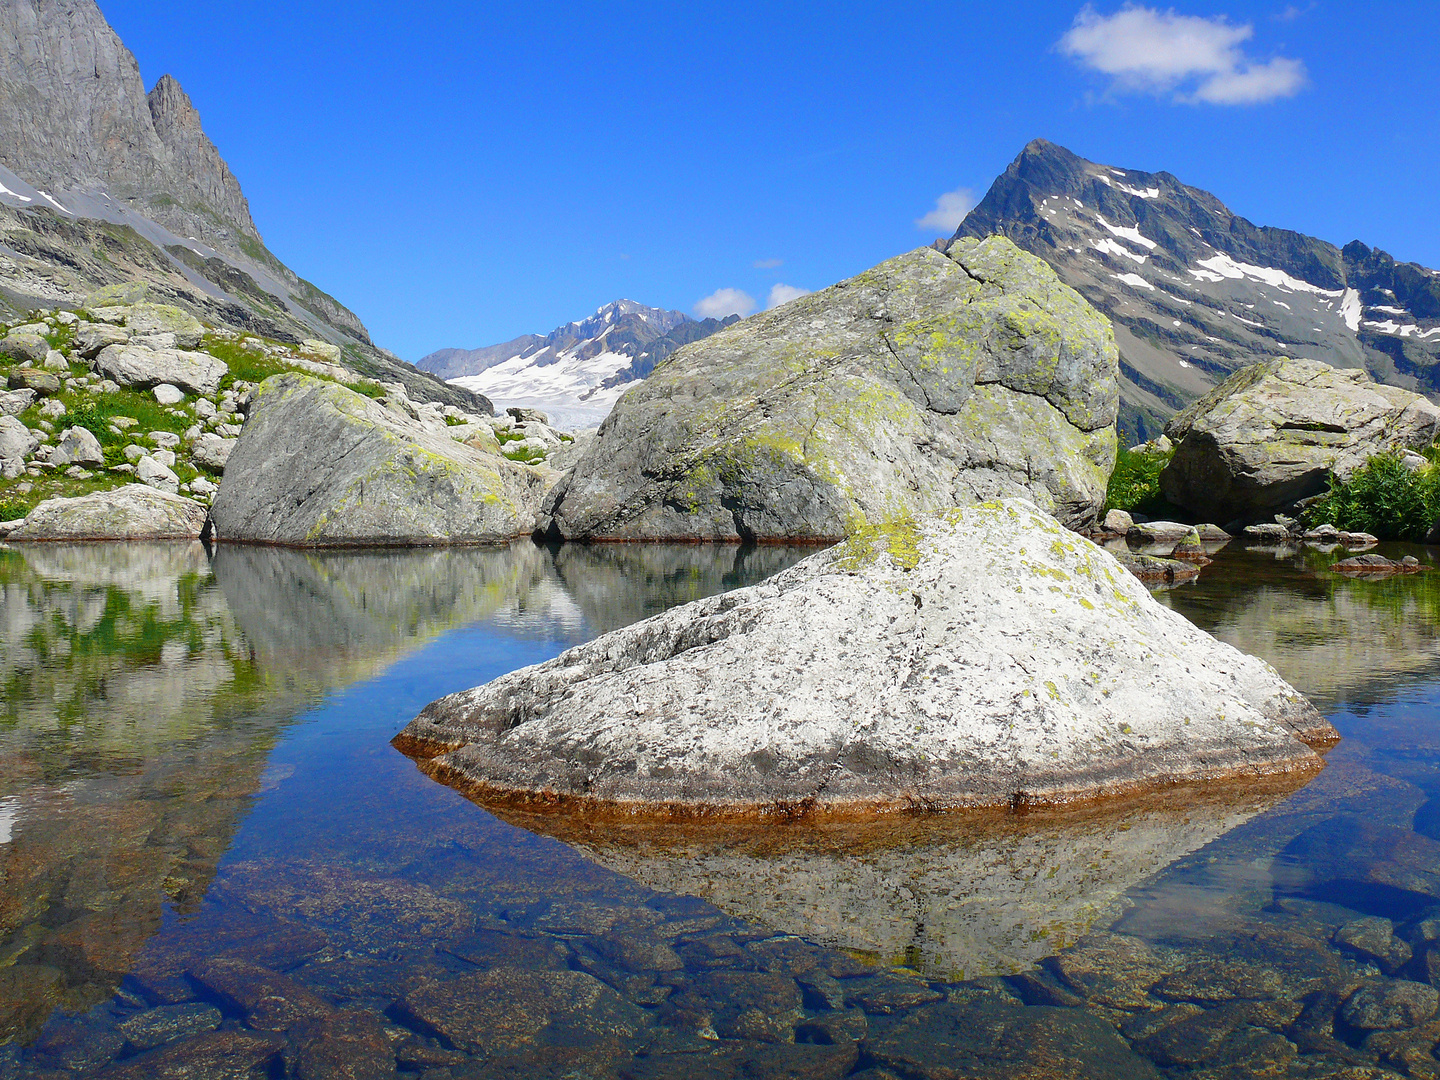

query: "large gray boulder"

left=1161, top=358, right=1440, bottom=523
left=93, top=344, right=227, bottom=397
left=397, top=500, right=1333, bottom=816
left=7, top=485, right=208, bottom=540
left=540, top=237, right=1119, bottom=541
left=210, top=373, right=547, bottom=546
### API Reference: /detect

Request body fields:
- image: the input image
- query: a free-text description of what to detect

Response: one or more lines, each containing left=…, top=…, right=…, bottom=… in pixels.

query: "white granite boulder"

left=397, top=500, right=1334, bottom=816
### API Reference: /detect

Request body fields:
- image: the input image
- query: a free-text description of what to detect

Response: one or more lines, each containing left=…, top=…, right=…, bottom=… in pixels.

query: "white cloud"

left=1058, top=4, right=1307, bottom=105
left=915, top=188, right=976, bottom=233
left=694, top=288, right=756, bottom=319
left=753, top=258, right=783, bottom=269
left=767, top=283, right=811, bottom=309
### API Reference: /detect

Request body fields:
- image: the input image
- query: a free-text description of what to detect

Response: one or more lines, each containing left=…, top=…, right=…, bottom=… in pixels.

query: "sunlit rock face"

left=486, top=783, right=1302, bottom=979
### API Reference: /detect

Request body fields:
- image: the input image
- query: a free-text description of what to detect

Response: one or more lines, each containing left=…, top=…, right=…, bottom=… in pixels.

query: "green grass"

left=1104, top=447, right=1173, bottom=517
left=202, top=333, right=384, bottom=398
left=1304, top=451, right=1440, bottom=541
left=501, top=446, right=547, bottom=464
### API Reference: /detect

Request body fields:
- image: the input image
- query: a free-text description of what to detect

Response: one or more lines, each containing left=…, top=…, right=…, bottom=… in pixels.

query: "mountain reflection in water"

left=3, top=538, right=1440, bottom=1077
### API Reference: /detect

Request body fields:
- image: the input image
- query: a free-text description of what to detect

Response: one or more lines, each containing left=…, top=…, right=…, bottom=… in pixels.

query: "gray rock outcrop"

left=210, top=373, right=547, bottom=546
left=0, top=0, right=258, bottom=247
left=1160, top=358, right=1440, bottom=523
left=397, top=500, right=1333, bottom=816
left=94, top=343, right=227, bottom=397
left=7, top=485, right=207, bottom=540
left=540, top=237, right=1119, bottom=541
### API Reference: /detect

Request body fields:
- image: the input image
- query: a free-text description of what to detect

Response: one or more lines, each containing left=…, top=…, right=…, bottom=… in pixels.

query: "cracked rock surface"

left=397, top=500, right=1334, bottom=816
left=539, top=236, right=1119, bottom=541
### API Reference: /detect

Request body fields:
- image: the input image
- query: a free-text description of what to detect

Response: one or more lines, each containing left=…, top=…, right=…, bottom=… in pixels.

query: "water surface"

left=2, top=538, right=1440, bottom=1077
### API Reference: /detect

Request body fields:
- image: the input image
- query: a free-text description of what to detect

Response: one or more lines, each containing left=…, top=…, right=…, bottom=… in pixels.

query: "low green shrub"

left=1304, top=451, right=1440, bottom=541
left=1104, top=447, right=1173, bottom=517
left=0, top=499, right=28, bottom=522
left=64, top=401, right=118, bottom=444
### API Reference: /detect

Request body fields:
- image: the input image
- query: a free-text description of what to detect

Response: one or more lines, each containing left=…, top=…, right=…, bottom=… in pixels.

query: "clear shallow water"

left=2, top=539, right=1440, bottom=1077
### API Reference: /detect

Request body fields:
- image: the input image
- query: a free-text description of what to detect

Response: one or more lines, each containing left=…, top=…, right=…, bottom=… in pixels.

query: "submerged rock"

left=1161, top=358, right=1440, bottom=523
left=541, top=236, right=1119, bottom=541
left=397, top=500, right=1333, bottom=816
left=210, top=373, right=546, bottom=546
left=7, top=486, right=208, bottom=540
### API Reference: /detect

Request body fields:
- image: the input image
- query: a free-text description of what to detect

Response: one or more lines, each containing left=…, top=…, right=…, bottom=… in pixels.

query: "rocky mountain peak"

left=0, top=0, right=259, bottom=248
left=953, top=140, right=1440, bottom=442
left=146, top=73, right=257, bottom=242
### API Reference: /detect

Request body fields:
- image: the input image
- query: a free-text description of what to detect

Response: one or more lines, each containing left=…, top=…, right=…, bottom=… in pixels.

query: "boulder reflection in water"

left=480, top=781, right=1307, bottom=979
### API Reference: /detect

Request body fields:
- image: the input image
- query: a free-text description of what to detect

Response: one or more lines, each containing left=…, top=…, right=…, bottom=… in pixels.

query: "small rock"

left=1340, top=531, right=1380, bottom=549
left=1341, top=981, right=1439, bottom=1031
left=98, top=1030, right=283, bottom=1080
left=191, top=434, right=236, bottom=472
left=0, top=333, right=48, bottom=364
left=0, top=388, right=35, bottom=417
left=1335, top=918, right=1413, bottom=976
left=62, top=466, right=92, bottom=479
left=194, top=398, right=216, bottom=420
left=136, top=455, right=180, bottom=493
left=1113, top=551, right=1201, bottom=585
left=109, top=414, right=138, bottom=429
left=1244, top=523, right=1295, bottom=543
left=50, top=426, right=104, bottom=467
left=118, top=1003, right=222, bottom=1051
left=191, top=957, right=333, bottom=1030
left=1128, top=520, right=1199, bottom=544
left=150, top=431, right=181, bottom=449
left=152, top=449, right=176, bottom=468
left=1332, top=554, right=1424, bottom=577
left=1171, top=527, right=1210, bottom=563
left=1102, top=508, right=1135, bottom=533
left=507, top=406, right=549, bottom=424
left=42, top=349, right=67, bottom=371
left=189, top=476, right=217, bottom=496
left=37, top=398, right=65, bottom=418
left=0, top=415, right=40, bottom=463
left=123, top=444, right=146, bottom=462
left=6, top=368, right=61, bottom=396
left=153, top=383, right=185, bottom=405
left=73, top=322, right=129, bottom=358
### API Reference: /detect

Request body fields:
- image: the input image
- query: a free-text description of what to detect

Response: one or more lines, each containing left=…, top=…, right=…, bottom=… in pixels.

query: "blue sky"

left=100, top=1, right=1438, bottom=361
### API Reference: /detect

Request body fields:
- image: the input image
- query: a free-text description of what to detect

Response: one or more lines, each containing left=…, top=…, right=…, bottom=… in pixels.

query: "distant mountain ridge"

left=951, top=139, right=1440, bottom=442
left=420, top=300, right=737, bottom=428
left=0, top=0, right=483, bottom=409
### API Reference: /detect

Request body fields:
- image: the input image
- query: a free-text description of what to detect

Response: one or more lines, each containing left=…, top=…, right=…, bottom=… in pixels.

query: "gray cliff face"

left=145, top=74, right=257, bottom=245
left=541, top=237, right=1119, bottom=541
left=955, top=140, right=1440, bottom=443
left=0, top=0, right=484, bottom=410
left=0, top=0, right=258, bottom=246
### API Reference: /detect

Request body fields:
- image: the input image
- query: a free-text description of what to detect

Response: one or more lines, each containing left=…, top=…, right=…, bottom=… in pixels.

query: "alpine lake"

left=3, top=534, right=1440, bottom=1078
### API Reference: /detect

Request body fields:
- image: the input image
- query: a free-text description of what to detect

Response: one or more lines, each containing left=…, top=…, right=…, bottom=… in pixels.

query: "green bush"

left=1304, top=452, right=1440, bottom=541
left=0, top=499, right=28, bottom=522
left=64, top=401, right=117, bottom=444
left=1104, top=447, right=1173, bottom=516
